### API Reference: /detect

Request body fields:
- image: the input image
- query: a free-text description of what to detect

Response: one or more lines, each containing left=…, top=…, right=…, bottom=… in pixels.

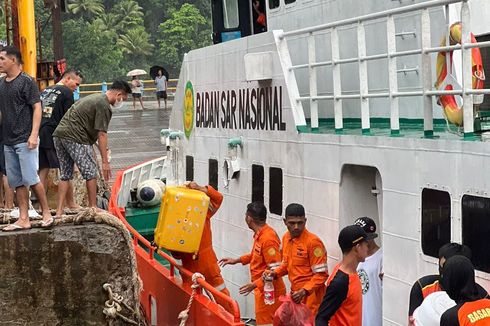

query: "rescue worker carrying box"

left=154, top=181, right=233, bottom=312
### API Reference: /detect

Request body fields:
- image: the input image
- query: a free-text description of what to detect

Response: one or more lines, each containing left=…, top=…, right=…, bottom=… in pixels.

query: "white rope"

left=103, top=283, right=140, bottom=325
left=178, top=272, right=218, bottom=326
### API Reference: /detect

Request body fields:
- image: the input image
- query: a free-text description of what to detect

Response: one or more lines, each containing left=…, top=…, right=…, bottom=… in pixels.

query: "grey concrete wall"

left=0, top=224, right=139, bottom=325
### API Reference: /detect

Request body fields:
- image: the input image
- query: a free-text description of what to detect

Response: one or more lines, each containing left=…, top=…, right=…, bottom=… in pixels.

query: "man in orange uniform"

left=219, top=202, right=286, bottom=325
left=175, top=181, right=233, bottom=312
left=267, top=203, right=328, bottom=316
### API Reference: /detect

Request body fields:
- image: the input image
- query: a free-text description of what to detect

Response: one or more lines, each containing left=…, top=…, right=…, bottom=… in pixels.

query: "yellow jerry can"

left=154, top=186, right=210, bottom=253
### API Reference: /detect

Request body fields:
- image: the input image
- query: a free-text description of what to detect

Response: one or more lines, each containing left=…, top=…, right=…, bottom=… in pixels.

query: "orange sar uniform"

left=178, top=186, right=233, bottom=312
left=239, top=224, right=286, bottom=325
left=274, top=229, right=328, bottom=316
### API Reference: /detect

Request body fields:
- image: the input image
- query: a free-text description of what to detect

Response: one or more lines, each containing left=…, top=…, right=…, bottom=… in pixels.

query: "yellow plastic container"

left=154, top=186, right=210, bottom=254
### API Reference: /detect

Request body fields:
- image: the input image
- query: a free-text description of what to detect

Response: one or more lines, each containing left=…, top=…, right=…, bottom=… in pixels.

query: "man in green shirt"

left=53, top=79, right=131, bottom=216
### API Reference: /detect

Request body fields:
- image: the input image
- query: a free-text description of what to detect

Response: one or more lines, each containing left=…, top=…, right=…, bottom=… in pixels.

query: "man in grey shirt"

left=154, top=69, right=168, bottom=109
left=0, top=46, right=53, bottom=230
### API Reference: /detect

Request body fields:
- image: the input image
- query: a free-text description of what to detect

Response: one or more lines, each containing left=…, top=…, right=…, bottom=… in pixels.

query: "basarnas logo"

left=183, top=81, right=194, bottom=139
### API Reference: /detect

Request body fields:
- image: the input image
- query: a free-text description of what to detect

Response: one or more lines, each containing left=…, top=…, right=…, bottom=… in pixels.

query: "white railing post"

left=358, top=22, right=371, bottom=135
left=308, top=33, right=319, bottom=129
left=421, top=8, right=434, bottom=138
left=387, top=15, right=400, bottom=136
left=331, top=27, right=343, bottom=133
left=461, top=0, right=475, bottom=139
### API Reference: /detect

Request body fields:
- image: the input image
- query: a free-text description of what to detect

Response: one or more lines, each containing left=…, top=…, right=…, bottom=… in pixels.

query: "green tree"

left=112, top=0, right=144, bottom=30
left=63, top=19, right=124, bottom=82
left=67, top=0, right=104, bottom=20
left=118, top=26, right=154, bottom=62
left=157, top=3, right=211, bottom=72
left=93, top=13, right=122, bottom=33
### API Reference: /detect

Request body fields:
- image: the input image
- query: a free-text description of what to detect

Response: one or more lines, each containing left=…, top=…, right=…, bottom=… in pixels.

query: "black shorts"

left=156, top=91, right=167, bottom=99
left=133, top=93, right=142, bottom=98
left=39, top=147, right=60, bottom=169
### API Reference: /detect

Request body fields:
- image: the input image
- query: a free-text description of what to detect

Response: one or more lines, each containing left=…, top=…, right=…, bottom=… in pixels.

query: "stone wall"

left=0, top=224, right=140, bottom=325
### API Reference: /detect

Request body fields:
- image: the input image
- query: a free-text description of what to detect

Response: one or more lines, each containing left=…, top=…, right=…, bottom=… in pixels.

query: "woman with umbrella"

left=127, top=69, right=146, bottom=110
left=151, top=66, right=168, bottom=109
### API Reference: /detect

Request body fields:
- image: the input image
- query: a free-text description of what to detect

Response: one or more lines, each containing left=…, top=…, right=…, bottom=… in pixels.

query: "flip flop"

left=41, top=217, right=55, bottom=229
left=2, top=223, right=32, bottom=232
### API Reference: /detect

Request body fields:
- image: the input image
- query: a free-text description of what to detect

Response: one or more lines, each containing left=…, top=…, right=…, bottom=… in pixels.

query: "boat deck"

left=108, top=100, right=170, bottom=185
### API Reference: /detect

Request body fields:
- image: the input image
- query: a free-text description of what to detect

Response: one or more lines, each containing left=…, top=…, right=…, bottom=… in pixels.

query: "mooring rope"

left=0, top=207, right=145, bottom=325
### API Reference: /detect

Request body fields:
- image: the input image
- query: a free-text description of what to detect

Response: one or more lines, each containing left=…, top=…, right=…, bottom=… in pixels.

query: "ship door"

left=339, top=165, right=383, bottom=246
left=211, top=0, right=267, bottom=44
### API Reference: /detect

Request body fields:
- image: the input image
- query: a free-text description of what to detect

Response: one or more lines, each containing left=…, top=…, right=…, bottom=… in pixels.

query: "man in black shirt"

left=0, top=46, right=53, bottom=230
left=39, top=69, right=82, bottom=212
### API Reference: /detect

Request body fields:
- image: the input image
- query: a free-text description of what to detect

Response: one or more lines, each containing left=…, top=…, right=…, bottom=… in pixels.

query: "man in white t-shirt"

left=355, top=216, right=383, bottom=326
left=154, top=69, right=168, bottom=109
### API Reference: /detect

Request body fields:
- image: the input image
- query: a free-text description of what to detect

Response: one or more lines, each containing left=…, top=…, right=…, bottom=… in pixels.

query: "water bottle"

left=264, top=275, right=275, bottom=305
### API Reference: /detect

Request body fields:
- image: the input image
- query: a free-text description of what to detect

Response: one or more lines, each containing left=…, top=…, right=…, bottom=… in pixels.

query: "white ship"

left=160, top=0, right=490, bottom=324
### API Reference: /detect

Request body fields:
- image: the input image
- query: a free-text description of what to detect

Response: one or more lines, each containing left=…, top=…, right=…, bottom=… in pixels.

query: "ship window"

left=462, top=195, right=490, bottom=273
left=269, top=0, right=279, bottom=9
left=269, top=167, right=283, bottom=215
left=222, top=0, right=239, bottom=29
left=285, top=0, right=296, bottom=4
left=186, top=156, right=194, bottom=181
left=209, top=159, right=219, bottom=190
left=252, top=164, right=264, bottom=203
left=421, top=188, right=451, bottom=258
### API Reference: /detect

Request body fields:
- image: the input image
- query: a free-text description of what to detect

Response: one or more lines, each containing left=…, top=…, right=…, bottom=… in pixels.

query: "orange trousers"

left=255, top=285, right=286, bottom=325
left=302, top=285, right=326, bottom=317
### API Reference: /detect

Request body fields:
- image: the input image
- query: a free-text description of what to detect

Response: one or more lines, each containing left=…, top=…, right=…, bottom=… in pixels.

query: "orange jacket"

left=275, top=229, right=328, bottom=314
left=240, top=224, right=285, bottom=288
left=179, top=185, right=223, bottom=280
left=240, top=224, right=286, bottom=325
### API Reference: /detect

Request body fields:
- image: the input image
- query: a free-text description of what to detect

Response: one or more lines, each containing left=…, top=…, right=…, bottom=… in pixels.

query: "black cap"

left=354, top=217, right=378, bottom=238
left=338, top=225, right=377, bottom=252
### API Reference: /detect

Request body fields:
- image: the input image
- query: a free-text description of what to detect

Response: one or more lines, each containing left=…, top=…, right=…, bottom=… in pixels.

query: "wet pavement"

left=107, top=100, right=171, bottom=185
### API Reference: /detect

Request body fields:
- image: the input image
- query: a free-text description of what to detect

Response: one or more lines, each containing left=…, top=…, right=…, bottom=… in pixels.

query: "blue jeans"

left=4, top=142, right=40, bottom=188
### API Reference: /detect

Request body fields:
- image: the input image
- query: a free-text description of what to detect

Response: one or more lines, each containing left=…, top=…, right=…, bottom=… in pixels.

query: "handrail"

left=75, top=79, right=179, bottom=98
left=280, top=0, right=488, bottom=138
left=281, top=0, right=463, bottom=38
left=109, top=170, right=242, bottom=324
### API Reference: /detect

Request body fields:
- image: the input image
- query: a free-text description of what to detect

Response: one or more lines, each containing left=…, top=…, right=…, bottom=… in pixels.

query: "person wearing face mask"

left=52, top=79, right=131, bottom=215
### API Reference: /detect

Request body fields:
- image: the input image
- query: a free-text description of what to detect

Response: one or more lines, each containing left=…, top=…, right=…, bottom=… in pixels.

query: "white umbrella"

left=127, top=69, right=147, bottom=77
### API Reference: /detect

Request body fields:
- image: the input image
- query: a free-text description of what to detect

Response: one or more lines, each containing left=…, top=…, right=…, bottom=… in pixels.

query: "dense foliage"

left=0, top=0, right=212, bottom=82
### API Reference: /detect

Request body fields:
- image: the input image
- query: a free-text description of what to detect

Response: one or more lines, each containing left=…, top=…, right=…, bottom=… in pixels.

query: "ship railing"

left=280, top=0, right=490, bottom=139
left=109, top=166, right=243, bottom=325
left=74, top=79, right=178, bottom=100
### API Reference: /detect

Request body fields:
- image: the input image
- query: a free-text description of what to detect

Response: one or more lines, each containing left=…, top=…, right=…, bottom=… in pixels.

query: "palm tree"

left=67, top=0, right=104, bottom=19
left=117, top=27, right=154, bottom=58
left=112, top=0, right=143, bottom=30
left=93, top=13, right=122, bottom=33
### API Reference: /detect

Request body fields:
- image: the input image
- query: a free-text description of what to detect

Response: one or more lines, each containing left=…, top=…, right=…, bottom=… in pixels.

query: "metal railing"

left=280, top=0, right=490, bottom=139
left=74, top=79, right=178, bottom=100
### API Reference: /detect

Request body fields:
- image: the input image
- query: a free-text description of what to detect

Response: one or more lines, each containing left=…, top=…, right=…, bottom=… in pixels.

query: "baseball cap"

left=338, top=225, right=377, bottom=252
left=354, top=216, right=378, bottom=238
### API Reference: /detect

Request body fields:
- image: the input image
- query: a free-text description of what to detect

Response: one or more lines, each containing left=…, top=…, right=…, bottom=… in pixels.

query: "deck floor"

left=108, top=100, right=171, bottom=185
